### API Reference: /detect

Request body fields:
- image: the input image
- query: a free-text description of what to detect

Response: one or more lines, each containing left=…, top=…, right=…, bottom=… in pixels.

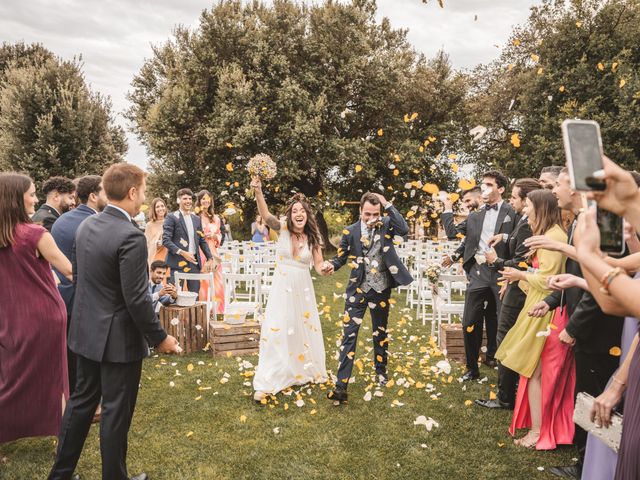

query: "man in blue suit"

left=324, top=192, right=413, bottom=403
left=51, top=175, right=107, bottom=392
left=163, top=188, right=214, bottom=293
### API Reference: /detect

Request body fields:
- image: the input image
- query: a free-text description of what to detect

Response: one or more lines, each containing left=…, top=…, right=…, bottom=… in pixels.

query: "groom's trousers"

left=49, top=355, right=143, bottom=480
left=335, top=287, right=392, bottom=389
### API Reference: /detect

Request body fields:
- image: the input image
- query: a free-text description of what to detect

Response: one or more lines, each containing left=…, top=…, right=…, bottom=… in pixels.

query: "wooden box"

left=440, top=323, right=487, bottom=363
left=159, top=303, right=208, bottom=354
left=209, top=321, right=260, bottom=357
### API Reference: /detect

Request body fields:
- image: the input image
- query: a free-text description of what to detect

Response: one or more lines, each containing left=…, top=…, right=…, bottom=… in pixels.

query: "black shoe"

left=377, top=374, right=388, bottom=388
left=549, top=466, right=580, bottom=479
left=327, top=388, right=348, bottom=404
left=130, top=474, right=149, bottom=480
left=474, top=398, right=512, bottom=410
left=483, top=357, right=498, bottom=368
left=461, top=371, right=479, bottom=382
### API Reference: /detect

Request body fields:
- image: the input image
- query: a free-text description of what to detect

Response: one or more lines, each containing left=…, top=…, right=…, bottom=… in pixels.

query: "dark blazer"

left=441, top=212, right=466, bottom=241
left=543, top=221, right=583, bottom=317
left=51, top=204, right=96, bottom=313
left=330, top=205, right=413, bottom=297
left=68, top=206, right=167, bottom=363
left=32, top=204, right=60, bottom=232
left=457, top=202, right=515, bottom=275
left=491, top=215, right=532, bottom=308
left=566, top=291, right=624, bottom=355
left=162, top=211, right=212, bottom=271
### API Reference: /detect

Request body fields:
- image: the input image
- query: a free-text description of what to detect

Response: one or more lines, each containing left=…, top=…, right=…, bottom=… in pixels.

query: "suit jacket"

left=458, top=202, right=515, bottom=277
left=51, top=204, right=96, bottom=313
left=32, top=204, right=60, bottom=232
left=565, top=291, right=624, bottom=355
left=491, top=215, right=532, bottom=308
left=543, top=221, right=583, bottom=317
left=330, top=205, right=413, bottom=297
left=162, top=211, right=212, bottom=271
left=68, top=206, right=167, bottom=363
left=149, top=282, right=175, bottom=313
left=441, top=212, right=466, bottom=241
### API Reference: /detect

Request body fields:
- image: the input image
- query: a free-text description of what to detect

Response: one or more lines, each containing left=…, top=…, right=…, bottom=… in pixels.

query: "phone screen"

left=564, top=121, right=605, bottom=190
left=597, top=208, right=624, bottom=254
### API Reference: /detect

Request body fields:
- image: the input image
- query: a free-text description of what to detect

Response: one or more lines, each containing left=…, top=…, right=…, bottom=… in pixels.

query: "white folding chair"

left=223, top=273, right=262, bottom=324
left=431, top=273, right=467, bottom=343
left=174, top=270, right=217, bottom=321
left=253, top=262, right=276, bottom=305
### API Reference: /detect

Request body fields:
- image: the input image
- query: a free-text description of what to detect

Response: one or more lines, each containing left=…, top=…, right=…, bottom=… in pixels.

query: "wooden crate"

left=159, top=303, right=208, bottom=354
left=209, top=321, right=260, bottom=357
left=440, top=323, right=488, bottom=363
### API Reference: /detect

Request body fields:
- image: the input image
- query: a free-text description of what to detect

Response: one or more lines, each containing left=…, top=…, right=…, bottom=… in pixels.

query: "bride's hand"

left=250, top=176, right=262, bottom=191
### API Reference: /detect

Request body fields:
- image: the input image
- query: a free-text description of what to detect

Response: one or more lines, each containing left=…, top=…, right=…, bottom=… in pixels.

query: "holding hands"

left=498, top=266, right=525, bottom=284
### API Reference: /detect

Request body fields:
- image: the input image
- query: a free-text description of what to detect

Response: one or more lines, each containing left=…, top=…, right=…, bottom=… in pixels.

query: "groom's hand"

left=322, top=261, right=334, bottom=275
left=157, top=335, right=181, bottom=354
left=372, top=193, right=388, bottom=207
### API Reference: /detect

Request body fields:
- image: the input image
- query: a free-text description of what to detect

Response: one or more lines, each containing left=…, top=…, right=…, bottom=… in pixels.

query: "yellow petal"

left=355, top=164, right=363, bottom=173
left=458, top=178, right=476, bottom=190
left=510, top=133, right=521, bottom=148
left=422, top=183, right=439, bottom=194
left=377, top=128, right=384, bottom=136
left=449, top=192, right=460, bottom=202
left=187, top=363, right=194, bottom=372
left=225, top=142, right=233, bottom=148
left=178, top=261, right=187, bottom=267
left=609, top=346, right=622, bottom=357
left=531, top=53, right=540, bottom=62
left=489, top=391, right=497, bottom=400
left=464, top=400, right=472, bottom=406
left=186, top=431, right=194, bottom=438
left=240, top=415, right=247, bottom=423
left=225, top=162, right=234, bottom=172
left=466, top=325, right=474, bottom=333
left=620, top=78, right=626, bottom=88
left=597, top=62, right=605, bottom=71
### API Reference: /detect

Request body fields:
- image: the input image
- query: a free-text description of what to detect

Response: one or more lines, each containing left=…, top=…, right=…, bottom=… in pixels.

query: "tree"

left=128, top=0, right=468, bottom=246
left=0, top=42, right=127, bottom=185
left=467, top=0, right=640, bottom=179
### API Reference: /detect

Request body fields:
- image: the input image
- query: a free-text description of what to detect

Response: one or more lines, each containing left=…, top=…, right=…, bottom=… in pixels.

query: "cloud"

left=0, top=0, right=541, bottom=169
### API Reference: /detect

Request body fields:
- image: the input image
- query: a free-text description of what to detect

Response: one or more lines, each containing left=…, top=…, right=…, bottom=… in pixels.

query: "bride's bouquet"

left=246, top=153, right=276, bottom=198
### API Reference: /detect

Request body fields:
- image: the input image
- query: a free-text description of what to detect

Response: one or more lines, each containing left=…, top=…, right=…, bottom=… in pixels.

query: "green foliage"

left=468, top=0, right=640, bottom=179
left=127, top=0, right=468, bottom=245
left=0, top=42, right=127, bottom=185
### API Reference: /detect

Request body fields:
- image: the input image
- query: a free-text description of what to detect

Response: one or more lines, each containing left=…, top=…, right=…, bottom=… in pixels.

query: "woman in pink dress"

left=0, top=173, right=73, bottom=443
left=196, top=190, right=224, bottom=314
left=144, top=197, right=169, bottom=267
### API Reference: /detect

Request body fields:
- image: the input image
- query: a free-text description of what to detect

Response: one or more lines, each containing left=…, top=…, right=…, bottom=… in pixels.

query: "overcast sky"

left=0, top=0, right=542, bottom=170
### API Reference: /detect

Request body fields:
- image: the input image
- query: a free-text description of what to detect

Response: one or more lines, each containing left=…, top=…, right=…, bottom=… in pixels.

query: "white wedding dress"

left=253, top=225, right=328, bottom=394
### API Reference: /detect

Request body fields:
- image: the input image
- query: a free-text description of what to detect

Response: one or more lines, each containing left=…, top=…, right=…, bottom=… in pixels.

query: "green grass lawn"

left=0, top=268, right=577, bottom=479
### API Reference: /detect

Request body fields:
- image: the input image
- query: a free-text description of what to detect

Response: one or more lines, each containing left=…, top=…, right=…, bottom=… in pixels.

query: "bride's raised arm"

left=251, top=176, right=281, bottom=231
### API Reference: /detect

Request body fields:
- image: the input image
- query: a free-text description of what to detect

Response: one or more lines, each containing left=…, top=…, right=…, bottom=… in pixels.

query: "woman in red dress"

left=196, top=190, right=224, bottom=314
left=0, top=173, right=73, bottom=443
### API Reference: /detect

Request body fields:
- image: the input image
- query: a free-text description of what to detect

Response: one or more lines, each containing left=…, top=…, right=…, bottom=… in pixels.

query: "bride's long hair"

left=285, top=193, right=324, bottom=251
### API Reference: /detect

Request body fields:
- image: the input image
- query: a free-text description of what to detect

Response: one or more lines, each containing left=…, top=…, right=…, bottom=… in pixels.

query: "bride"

left=250, top=176, right=329, bottom=401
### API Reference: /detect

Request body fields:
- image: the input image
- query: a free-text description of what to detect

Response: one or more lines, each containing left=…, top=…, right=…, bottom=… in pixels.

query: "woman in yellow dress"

left=196, top=190, right=224, bottom=314
left=496, top=189, right=569, bottom=449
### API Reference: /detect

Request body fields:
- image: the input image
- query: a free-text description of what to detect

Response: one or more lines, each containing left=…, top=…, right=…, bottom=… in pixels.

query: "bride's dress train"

left=253, top=226, right=327, bottom=394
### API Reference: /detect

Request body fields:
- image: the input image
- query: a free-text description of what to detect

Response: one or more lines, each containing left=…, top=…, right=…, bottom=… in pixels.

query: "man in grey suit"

left=49, top=163, right=180, bottom=480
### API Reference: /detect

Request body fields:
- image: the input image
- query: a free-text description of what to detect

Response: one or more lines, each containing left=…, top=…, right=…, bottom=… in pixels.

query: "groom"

left=324, top=192, right=413, bottom=403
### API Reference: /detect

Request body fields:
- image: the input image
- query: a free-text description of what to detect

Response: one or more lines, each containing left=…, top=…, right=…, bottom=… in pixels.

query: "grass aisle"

left=1, top=267, right=577, bottom=479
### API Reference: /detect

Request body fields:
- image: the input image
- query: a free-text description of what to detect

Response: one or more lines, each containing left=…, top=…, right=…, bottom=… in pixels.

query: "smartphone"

left=597, top=207, right=625, bottom=255
left=561, top=119, right=606, bottom=191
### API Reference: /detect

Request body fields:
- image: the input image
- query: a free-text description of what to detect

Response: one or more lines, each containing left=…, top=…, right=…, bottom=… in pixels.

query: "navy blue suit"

left=162, top=211, right=212, bottom=293
left=330, top=204, right=413, bottom=389
left=51, top=204, right=97, bottom=393
left=51, top=204, right=96, bottom=313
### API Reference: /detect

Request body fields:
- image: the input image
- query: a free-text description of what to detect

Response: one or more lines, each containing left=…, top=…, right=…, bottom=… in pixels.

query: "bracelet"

left=599, top=267, right=624, bottom=295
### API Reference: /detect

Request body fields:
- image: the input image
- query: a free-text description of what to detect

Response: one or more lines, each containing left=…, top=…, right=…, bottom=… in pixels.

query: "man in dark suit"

left=324, top=192, right=413, bottom=403
left=162, top=188, right=214, bottom=293
left=475, top=178, right=541, bottom=408
left=32, top=176, right=76, bottom=231
left=51, top=175, right=107, bottom=393
left=49, top=163, right=180, bottom=480
left=456, top=171, right=515, bottom=381
left=525, top=168, right=625, bottom=479
left=441, top=186, right=482, bottom=240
